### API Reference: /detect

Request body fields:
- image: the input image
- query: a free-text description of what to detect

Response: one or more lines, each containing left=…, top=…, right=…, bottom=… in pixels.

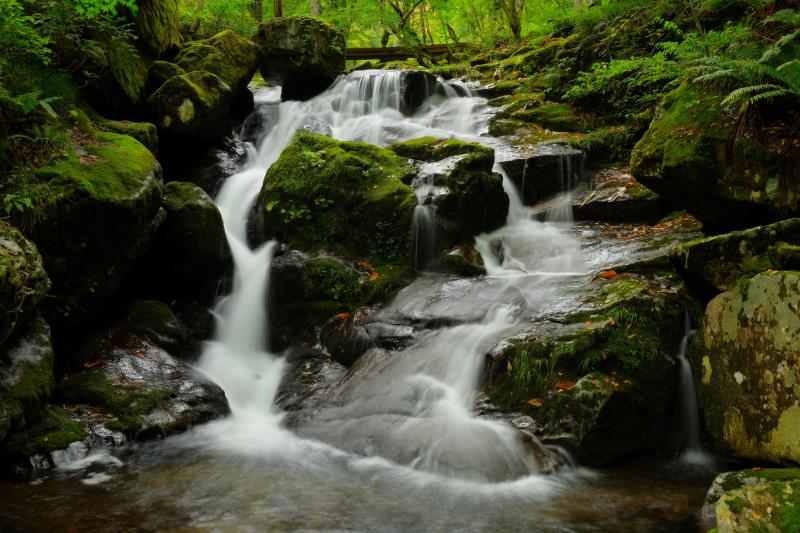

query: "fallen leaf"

left=301, top=372, right=313, bottom=377
left=507, top=361, right=513, bottom=375
left=335, top=312, right=352, bottom=321
left=526, top=398, right=543, bottom=407
left=752, top=467, right=763, bottom=472
left=600, top=270, right=618, bottom=280
left=555, top=380, right=575, bottom=391
left=83, top=359, right=106, bottom=369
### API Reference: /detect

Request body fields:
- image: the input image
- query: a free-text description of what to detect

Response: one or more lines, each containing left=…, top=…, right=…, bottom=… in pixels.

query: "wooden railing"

left=345, top=43, right=470, bottom=61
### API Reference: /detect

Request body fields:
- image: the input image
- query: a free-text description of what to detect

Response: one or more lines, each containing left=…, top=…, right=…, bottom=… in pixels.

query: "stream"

left=0, top=71, right=727, bottom=531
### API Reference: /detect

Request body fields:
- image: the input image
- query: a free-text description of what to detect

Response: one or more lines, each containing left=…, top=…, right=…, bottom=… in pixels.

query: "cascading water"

left=675, top=310, right=713, bottom=465
left=190, top=69, right=587, bottom=482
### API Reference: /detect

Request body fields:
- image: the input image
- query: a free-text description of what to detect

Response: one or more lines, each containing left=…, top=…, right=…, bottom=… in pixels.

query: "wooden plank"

left=345, top=43, right=469, bottom=61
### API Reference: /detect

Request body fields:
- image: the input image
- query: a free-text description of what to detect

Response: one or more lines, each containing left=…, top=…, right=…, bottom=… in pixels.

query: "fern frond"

left=721, top=84, right=782, bottom=107
left=747, top=89, right=796, bottom=106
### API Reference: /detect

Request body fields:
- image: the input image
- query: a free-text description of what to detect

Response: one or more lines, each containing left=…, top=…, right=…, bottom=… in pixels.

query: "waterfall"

left=193, top=69, right=585, bottom=481
left=675, top=310, right=713, bottom=465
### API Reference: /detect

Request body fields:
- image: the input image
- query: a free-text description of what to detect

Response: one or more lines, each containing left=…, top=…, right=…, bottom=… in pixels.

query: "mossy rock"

left=139, top=181, right=230, bottom=303
left=690, top=271, right=800, bottom=464
left=631, top=83, right=800, bottom=231
left=145, top=60, right=186, bottom=97
left=82, top=34, right=150, bottom=119
left=24, top=131, right=164, bottom=331
left=389, top=136, right=493, bottom=162
left=1, top=405, right=85, bottom=461
left=672, top=218, right=800, bottom=296
left=0, top=314, right=55, bottom=445
left=124, top=299, right=190, bottom=354
left=259, top=131, right=416, bottom=264
left=99, top=119, right=159, bottom=154
left=131, top=0, right=181, bottom=57
left=485, top=272, right=687, bottom=464
left=0, top=221, right=50, bottom=347
left=146, top=70, right=235, bottom=146
left=515, top=102, right=597, bottom=133
left=703, top=469, right=800, bottom=532
left=253, top=16, right=345, bottom=100
left=175, top=30, right=259, bottom=97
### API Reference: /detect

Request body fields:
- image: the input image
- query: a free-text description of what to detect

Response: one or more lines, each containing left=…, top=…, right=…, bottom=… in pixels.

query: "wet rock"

left=672, top=218, right=800, bottom=296
left=253, top=16, right=345, bottom=101
left=147, top=71, right=236, bottom=147
left=1, top=405, right=86, bottom=469
left=124, top=299, right=191, bottom=355
left=0, top=221, right=50, bottom=347
left=320, top=308, right=376, bottom=367
left=428, top=245, right=486, bottom=277
left=389, top=137, right=508, bottom=256
left=257, top=132, right=416, bottom=264
left=702, top=469, right=800, bottom=532
left=22, top=131, right=163, bottom=332
left=484, top=271, right=687, bottom=465
left=57, top=320, right=229, bottom=440
left=570, top=169, right=668, bottom=224
left=690, top=271, right=800, bottom=464
left=631, top=83, right=800, bottom=231
left=394, top=70, right=438, bottom=115
left=498, top=142, right=585, bottom=204
left=144, top=60, right=186, bottom=98
left=137, top=182, right=230, bottom=303
left=0, top=315, right=55, bottom=445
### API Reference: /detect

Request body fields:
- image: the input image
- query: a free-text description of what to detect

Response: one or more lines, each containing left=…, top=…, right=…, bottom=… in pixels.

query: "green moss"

left=99, top=120, right=158, bottom=154
left=522, top=102, right=596, bottom=133
left=57, top=370, right=169, bottom=435
left=34, top=131, right=157, bottom=202
left=2, top=405, right=85, bottom=457
left=389, top=137, right=493, bottom=162
left=175, top=30, right=259, bottom=92
left=133, top=0, right=181, bottom=57
left=302, top=258, right=362, bottom=305
left=262, top=131, right=416, bottom=264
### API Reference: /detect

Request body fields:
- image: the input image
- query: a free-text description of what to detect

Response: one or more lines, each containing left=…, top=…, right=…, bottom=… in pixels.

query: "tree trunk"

left=250, top=0, right=264, bottom=21
left=310, top=0, right=321, bottom=16
left=498, top=0, right=522, bottom=40
left=274, top=0, right=283, bottom=18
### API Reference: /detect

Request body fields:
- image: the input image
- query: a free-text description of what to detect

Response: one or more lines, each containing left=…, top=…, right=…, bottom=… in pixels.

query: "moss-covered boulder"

left=174, top=30, right=259, bottom=100
left=146, top=71, right=235, bottom=146
left=485, top=272, right=687, bottom=464
left=0, top=222, right=50, bottom=348
left=690, top=271, right=800, bottom=465
left=124, top=299, right=191, bottom=355
left=252, top=16, right=345, bottom=100
left=131, top=0, right=181, bottom=57
left=702, top=469, right=800, bottom=532
left=566, top=169, right=668, bottom=224
left=258, top=132, right=416, bottom=264
left=1, top=405, right=86, bottom=468
left=145, top=60, right=186, bottom=97
left=269, top=250, right=412, bottom=347
left=0, top=315, right=55, bottom=446
left=631, top=83, right=800, bottom=231
left=99, top=119, right=159, bottom=154
left=672, top=218, right=800, bottom=296
left=56, top=317, right=228, bottom=439
left=20, top=131, right=163, bottom=331
left=137, top=182, right=230, bottom=303
left=389, top=137, right=509, bottom=259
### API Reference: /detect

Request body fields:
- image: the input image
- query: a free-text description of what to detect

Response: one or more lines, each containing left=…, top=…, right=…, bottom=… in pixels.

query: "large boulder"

left=0, top=315, right=55, bottom=445
left=498, top=142, right=585, bottom=205
left=631, top=83, right=800, bottom=231
left=56, top=313, right=228, bottom=441
left=174, top=30, right=259, bottom=99
left=672, top=218, right=800, bottom=296
left=0, top=222, right=50, bottom=348
left=258, top=132, right=417, bottom=264
left=139, top=182, right=231, bottom=303
left=388, top=137, right=508, bottom=267
left=484, top=271, right=687, bottom=465
left=146, top=71, right=235, bottom=147
left=131, top=0, right=181, bottom=57
left=567, top=169, right=669, bottom=224
left=23, top=131, right=163, bottom=331
left=252, top=16, right=345, bottom=100
left=690, top=271, right=800, bottom=464
left=702, top=469, right=800, bottom=532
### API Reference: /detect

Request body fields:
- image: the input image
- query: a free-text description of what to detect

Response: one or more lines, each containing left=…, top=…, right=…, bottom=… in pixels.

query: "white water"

left=675, top=311, right=714, bottom=466
left=194, top=70, right=587, bottom=482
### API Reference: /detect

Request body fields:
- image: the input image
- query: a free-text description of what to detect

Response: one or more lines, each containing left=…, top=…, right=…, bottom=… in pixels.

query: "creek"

left=0, top=71, right=726, bottom=532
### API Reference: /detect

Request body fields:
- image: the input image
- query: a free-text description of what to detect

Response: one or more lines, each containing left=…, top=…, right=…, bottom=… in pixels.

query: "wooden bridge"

left=345, top=43, right=470, bottom=61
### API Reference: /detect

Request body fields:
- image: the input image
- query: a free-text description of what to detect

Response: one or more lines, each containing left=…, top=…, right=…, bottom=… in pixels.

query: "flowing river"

left=0, top=71, right=726, bottom=532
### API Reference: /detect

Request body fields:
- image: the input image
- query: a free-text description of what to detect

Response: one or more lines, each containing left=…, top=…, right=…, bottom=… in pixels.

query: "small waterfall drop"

left=675, top=310, right=713, bottom=465
left=411, top=170, right=438, bottom=271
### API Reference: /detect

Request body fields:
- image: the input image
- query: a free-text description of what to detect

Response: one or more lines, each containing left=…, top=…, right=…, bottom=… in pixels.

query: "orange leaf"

left=555, top=380, right=575, bottom=391
left=600, top=270, right=618, bottom=280
left=526, top=398, right=543, bottom=407
left=83, top=359, right=106, bottom=369
left=335, top=312, right=352, bottom=321
left=752, top=467, right=763, bottom=472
